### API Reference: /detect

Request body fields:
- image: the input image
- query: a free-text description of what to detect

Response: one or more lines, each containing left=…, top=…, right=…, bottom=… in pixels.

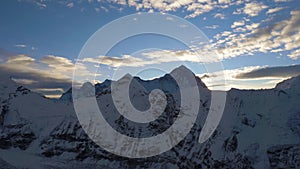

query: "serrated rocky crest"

left=0, top=67, right=299, bottom=168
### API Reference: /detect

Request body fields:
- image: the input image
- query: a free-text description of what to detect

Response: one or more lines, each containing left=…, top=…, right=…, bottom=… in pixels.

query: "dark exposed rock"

left=213, top=154, right=254, bottom=169
left=0, top=123, right=36, bottom=150
left=267, top=144, right=300, bottom=169
left=224, top=134, right=238, bottom=152
left=242, top=117, right=256, bottom=128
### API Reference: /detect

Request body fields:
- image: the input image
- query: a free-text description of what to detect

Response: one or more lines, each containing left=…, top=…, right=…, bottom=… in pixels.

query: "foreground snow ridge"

left=0, top=68, right=300, bottom=169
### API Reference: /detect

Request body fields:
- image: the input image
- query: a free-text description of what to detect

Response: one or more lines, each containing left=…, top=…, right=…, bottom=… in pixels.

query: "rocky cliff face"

left=0, top=67, right=299, bottom=169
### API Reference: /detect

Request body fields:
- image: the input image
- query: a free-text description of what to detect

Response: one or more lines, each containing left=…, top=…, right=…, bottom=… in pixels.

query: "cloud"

left=14, top=44, right=27, bottom=48
left=205, top=25, right=219, bottom=29
left=7, top=54, right=36, bottom=65
left=20, top=0, right=280, bottom=20
left=236, top=65, right=300, bottom=79
left=288, top=49, right=300, bottom=60
left=166, top=16, right=174, bottom=21
left=0, top=65, right=72, bottom=96
left=0, top=54, right=94, bottom=98
left=266, top=7, right=286, bottom=14
left=231, top=20, right=245, bottom=28
left=33, top=88, right=65, bottom=98
left=213, top=8, right=300, bottom=60
left=221, top=31, right=231, bottom=37
left=198, top=65, right=294, bottom=90
left=213, top=31, right=232, bottom=40
left=35, top=1, right=47, bottom=9
left=243, top=2, right=268, bottom=17
left=218, top=0, right=231, bottom=4
left=82, top=55, right=146, bottom=67
left=101, top=6, right=109, bottom=12
left=141, top=49, right=219, bottom=63
left=274, top=0, right=291, bottom=2
left=11, top=78, right=38, bottom=85
left=41, top=55, right=74, bottom=68
left=185, top=3, right=216, bottom=18
left=198, top=66, right=258, bottom=90
left=66, top=2, right=74, bottom=8
left=233, top=8, right=243, bottom=15
left=13, top=44, right=37, bottom=51
left=34, top=88, right=65, bottom=92
left=104, top=0, right=235, bottom=18
left=233, top=27, right=247, bottom=32
left=213, top=13, right=225, bottom=19
left=245, top=22, right=260, bottom=30
left=82, top=48, right=220, bottom=68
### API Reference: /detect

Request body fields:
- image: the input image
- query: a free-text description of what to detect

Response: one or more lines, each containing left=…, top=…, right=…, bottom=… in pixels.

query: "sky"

left=0, top=0, right=300, bottom=98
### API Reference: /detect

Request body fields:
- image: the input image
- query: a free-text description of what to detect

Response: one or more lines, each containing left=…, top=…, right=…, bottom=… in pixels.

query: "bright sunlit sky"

left=0, top=0, right=300, bottom=98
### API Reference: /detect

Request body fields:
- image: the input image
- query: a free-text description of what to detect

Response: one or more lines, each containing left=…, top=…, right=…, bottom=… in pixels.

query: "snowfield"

left=0, top=67, right=299, bottom=169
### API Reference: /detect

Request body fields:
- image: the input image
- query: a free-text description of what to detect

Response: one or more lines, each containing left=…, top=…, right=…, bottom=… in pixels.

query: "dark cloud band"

left=236, top=65, right=300, bottom=79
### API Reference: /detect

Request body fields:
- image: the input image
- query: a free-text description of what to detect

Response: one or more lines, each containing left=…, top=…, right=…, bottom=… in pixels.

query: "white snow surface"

left=0, top=68, right=299, bottom=168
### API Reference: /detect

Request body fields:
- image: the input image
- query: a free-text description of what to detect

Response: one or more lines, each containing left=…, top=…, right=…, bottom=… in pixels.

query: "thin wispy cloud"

left=14, top=44, right=27, bottom=48
left=274, top=0, right=291, bottom=2
left=82, top=55, right=146, bottom=67
left=266, top=7, right=286, bottom=14
left=66, top=2, right=74, bottom=8
left=213, top=13, right=225, bottom=19
left=82, top=48, right=220, bottom=68
left=205, top=25, right=219, bottom=29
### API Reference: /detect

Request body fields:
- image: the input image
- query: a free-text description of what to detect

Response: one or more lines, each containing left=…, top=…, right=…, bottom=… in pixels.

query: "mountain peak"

left=171, top=65, right=193, bottom=74
left=170, top=65, right=207, bottom=89
left=81, top=81, right=94, bottom=89
left=118, top=73, right=133, bottom=82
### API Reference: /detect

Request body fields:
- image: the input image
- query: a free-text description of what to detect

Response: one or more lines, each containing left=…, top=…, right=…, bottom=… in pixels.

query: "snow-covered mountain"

left=0, top=66, right=299, bottom=169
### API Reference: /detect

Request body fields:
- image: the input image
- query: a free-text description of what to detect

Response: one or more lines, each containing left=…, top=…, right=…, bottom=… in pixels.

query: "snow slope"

left=0, top=66, right=299, bottom=169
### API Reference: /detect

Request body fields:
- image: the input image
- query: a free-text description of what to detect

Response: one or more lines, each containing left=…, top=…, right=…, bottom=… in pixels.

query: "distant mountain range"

left=0, top=66, right=299, bottom=169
